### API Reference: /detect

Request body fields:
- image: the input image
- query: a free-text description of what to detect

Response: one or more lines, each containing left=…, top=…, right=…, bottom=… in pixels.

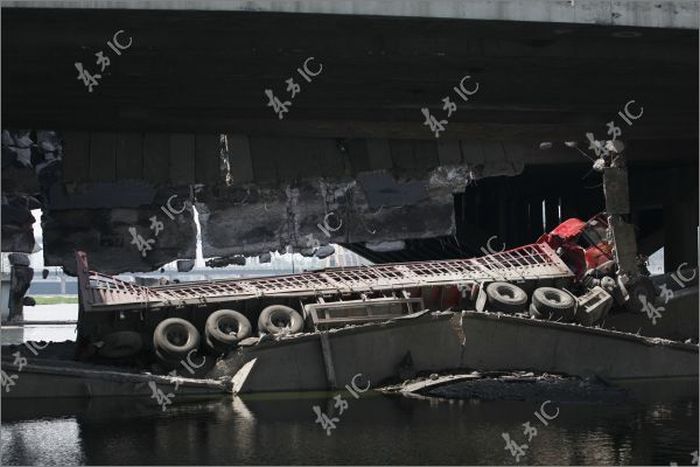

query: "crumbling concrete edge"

left=461, top=310, right=699, bottom=352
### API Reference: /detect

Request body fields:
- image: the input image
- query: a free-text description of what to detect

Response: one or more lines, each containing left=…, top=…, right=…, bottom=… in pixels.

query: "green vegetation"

left=32, top=295, right=79, bottom=305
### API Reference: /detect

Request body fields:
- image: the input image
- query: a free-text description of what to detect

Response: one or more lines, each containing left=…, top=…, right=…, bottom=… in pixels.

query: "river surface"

left=1, top=391, right=697, bottom=465
left=2, top=304, right=698, bottom=465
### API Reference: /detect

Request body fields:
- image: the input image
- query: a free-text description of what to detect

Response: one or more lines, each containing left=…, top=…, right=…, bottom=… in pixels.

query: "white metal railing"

left=78, top=243, right=572, bottom=311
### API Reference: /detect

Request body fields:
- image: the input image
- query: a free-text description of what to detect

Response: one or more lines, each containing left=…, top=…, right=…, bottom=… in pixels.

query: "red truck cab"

left=537, top=214, right=614, bottom=280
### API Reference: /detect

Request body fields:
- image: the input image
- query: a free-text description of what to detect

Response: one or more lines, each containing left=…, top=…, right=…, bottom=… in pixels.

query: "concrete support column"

left=603, top=153, right=639, bottom=280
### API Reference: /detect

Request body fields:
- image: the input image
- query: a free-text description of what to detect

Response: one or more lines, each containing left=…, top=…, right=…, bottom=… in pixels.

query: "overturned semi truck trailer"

left=74, top=214, right=644, bottom=367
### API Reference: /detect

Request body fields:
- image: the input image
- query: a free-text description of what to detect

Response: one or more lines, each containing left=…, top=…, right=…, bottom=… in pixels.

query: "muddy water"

left=1, top=391, right=697, bottom=465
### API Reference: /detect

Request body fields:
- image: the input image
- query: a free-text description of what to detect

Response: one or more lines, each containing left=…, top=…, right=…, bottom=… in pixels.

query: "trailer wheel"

left=485, top=282, right=528, bottom=314
left=258, top=305, right=303, bottom=336
left=532, top=287, right=576, bottom=321
left=153, top=318, right=201, bottom=360
left=98, top=331, right=143, bottom=358
left=205, top=309, right=252, bottom=353
left=528, top=303, right=543, bottom=319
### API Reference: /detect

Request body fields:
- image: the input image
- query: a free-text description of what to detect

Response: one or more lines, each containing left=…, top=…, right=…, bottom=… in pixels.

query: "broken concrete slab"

left=603, top=285, right=699, bottom=342
left=0, top=355, right=228, bottom=399
left=43, top=201, right=197, bottom=275
left=460, top=310, right=698, bottom=381
left=196, top=172, right=460, bottom=258
left=399, top=371, right=630, bottom=403
left=2, top=129, right=62, bottom=254
left=209, top=311, right=463, bottom=393
left=1, top=127, right=538, bottom=270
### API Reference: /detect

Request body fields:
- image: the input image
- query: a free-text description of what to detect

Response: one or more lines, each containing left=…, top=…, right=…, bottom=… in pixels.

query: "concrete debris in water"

left=387, top=370, right=629, bottom=403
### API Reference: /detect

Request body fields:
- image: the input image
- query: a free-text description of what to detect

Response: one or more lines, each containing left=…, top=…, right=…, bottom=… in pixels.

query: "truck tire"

left=528, top=303, right=543, bottom=319
left=485, top=282, right=528, bottom=314
left=153, top=318, right=200, bottom=360
left=98, top=331, right=143, bottom=358
left=258, top=305, right=303, bottom=336
left=205, top=309, right=252, bottom=353
left=532, top=287, right=576, bottom=321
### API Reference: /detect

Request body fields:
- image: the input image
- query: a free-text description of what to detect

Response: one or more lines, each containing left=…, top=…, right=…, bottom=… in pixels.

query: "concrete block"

left=575, top=286, right=613, bottom=326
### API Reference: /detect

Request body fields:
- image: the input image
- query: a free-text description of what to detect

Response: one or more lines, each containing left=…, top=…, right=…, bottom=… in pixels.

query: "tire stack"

left=151, top=304, right=306, bottom=366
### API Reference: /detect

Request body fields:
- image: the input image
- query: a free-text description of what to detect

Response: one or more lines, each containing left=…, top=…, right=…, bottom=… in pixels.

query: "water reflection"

left=1, top=417, right=85, bottom=465
left=1, top=393, right=697, bottom=465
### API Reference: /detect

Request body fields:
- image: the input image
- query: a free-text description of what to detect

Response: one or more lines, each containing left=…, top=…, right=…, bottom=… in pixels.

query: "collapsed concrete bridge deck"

left=1, top=0, right=698, bottom=274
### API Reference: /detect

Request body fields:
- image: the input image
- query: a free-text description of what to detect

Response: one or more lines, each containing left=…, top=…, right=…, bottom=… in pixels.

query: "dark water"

left=1, top=391, right=698, bottom=465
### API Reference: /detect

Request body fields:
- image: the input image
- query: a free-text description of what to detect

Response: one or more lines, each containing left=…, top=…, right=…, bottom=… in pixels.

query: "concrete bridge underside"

left=1, top=2, right=697, bottom=273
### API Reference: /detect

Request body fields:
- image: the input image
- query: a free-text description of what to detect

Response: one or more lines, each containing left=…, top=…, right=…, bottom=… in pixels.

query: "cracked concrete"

left=196, top=171, right=462, bottom=260
left=2, top=128, right=526, bottom=272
